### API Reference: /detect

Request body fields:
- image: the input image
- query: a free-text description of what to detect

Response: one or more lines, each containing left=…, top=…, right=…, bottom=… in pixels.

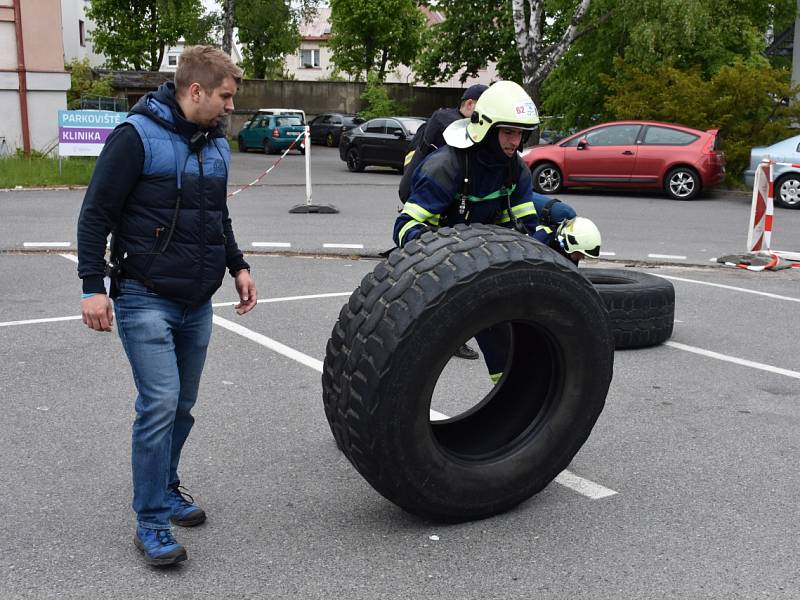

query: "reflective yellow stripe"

left=536, top=224, right=553, bottom=234
left=489, top=372, right=503, bottom=384
left=404, top=150, right=414, bottom=166
left=510, top=201, right=536, bottom=219
left=402, top=202, right=440, bottom=226
left=496, top=210, right=511, bottom=224
left=398, top=220, right=422, bottom=245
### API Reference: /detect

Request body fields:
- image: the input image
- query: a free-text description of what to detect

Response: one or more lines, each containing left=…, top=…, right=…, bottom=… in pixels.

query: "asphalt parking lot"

left=2, top=146, right=800, bottom=598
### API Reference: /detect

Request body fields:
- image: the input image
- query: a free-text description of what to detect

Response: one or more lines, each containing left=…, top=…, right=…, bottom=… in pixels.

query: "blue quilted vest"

left=115, top=97, right=233, bottom=306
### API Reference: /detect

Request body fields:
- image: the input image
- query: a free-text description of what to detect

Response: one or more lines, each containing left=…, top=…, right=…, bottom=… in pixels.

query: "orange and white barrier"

left=746, top=158, right=800, bottom=262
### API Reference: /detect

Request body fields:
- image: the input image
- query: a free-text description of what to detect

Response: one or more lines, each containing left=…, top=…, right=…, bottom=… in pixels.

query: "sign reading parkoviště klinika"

left=58, top=110, right=128, bottom=157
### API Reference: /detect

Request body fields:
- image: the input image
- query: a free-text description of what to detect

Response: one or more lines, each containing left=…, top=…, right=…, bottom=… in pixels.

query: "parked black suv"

left=309, top=113, right=364, bottom=147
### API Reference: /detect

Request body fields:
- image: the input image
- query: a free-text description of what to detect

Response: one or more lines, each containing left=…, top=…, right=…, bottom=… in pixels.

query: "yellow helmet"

left=557, top=217, right=602, bottom=258
left=443, top=81, right=540, bottom=148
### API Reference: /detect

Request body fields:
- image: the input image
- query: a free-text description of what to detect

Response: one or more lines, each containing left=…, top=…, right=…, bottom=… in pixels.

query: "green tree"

left=328, top=0, right=426, bottom=81
left=358, top=72, right=405, bottom=118
left=541, top=0, right=797, bottom=131
left=65, top=59, right=116, bottom=109
left=86, top=0, right=215, bottom=70
left=603, top=59, right=800, bottom=180
left=415, top=0, right=518, bottom=85
left=415, top=0, right=597, bottom=105
left=236, top=0, right=300, bottom=78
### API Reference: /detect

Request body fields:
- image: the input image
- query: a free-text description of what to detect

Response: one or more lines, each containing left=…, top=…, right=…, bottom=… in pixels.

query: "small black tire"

left=326, top=132, right=336, bottom=147
left=346, top=148, right=364, bottom=172
left=531, top=162, right=564, bottom=194
left=322, top=224, right=614, bottom=522
left=774, top=173, right=800, bottom=209
left=263, top=140, right=273, bottom=155
left=237, top=138, right=247, bottom=153
left=581, top=268, right=675, bottom=349
left=665, top=166, right=701, bottom=200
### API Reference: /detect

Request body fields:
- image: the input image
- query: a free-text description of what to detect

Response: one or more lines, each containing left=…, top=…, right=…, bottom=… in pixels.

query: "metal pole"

left=305, top=126, right=312, bottom=205
left=793, top=0, right=800, bottom=90
left=13, top=0, right=31, bottom=156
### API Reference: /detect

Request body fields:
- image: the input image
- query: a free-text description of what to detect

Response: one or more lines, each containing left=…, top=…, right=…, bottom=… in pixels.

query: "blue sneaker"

left=166, top=485, right=206, bottom=527
left=134, top=526, right=187, bottom=566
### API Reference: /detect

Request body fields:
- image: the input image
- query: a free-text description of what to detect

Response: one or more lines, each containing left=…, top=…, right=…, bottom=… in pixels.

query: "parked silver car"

left=743, top=134, right=800, bottom=209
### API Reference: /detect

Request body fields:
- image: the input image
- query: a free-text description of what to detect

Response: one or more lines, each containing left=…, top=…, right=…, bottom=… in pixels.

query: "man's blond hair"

left=174, top=45, right=242, bottom=97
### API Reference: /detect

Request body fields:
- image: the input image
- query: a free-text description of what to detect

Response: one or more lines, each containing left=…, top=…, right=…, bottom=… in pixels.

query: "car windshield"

left=277, top=117, right=302, bottom=127
left=399, top=118, right=425, bottom=135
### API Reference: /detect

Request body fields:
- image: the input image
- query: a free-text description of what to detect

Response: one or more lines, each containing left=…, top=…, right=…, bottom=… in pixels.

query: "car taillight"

left=703, top=134, right=722, bottom=154
left=272, top=128, right=280, bottom=138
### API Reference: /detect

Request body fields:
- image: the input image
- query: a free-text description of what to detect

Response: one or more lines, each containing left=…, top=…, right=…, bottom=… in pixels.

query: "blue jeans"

left=114, top=279, right=212, bottom=530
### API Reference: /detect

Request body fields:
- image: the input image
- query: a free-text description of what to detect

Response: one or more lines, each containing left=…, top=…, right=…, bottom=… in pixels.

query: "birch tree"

left=510, top=0, right=593, bottom=104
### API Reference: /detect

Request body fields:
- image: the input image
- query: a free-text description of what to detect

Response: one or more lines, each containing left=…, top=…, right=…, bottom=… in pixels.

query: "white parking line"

left=24, top=242, right=71, bottom=248
left=665, top=341, right=800, bottom=379
left=554, top=470, right=618, bottom=499
left=60, top=254, right=78, bottom=263
left=211, top=292, right=351, bottom=309
left=323, top=243, right=364, bottom=249
left=252, top=242, right=291, bottom=248
left=212, top=314, right=324, bottom=372
left=649, top=273, right=800, bottom=303
left=648, top=253, right=687, bottom=260
left=0, top=315, right=82, bottom=328
left=599, top=251, right=616, bottom=257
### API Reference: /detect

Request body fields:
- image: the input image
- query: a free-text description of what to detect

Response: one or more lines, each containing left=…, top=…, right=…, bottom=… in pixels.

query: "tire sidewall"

left=365, top=259, right=613, bottom=517
left=532, top=162, right=563, bottom=194
left=347, top=148, right=363, bottom=172
left=775, top=174, right=800, bottom=209
left=665, top=166, right=700, bottom=200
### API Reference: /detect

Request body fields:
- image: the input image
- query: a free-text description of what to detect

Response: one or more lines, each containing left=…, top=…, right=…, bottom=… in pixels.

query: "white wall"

left=60, top=0, right=104, bottom=66
left=0, top=92, right=23, bottom=155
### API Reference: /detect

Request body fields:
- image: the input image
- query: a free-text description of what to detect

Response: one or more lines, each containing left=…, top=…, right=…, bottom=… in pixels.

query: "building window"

left=168, top=55, right=177, bottom=66
left=79, top=20, right=85, bottom=47
left=300, top=49, right=320, bottom=68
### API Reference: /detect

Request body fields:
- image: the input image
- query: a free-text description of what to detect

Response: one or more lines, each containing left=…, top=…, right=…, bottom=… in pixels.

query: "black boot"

left=454, top=342, right=479, bottom=360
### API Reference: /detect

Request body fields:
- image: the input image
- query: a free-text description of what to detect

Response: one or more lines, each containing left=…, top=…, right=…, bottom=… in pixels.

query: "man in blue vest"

left=77, top=46, right=256, bottom=566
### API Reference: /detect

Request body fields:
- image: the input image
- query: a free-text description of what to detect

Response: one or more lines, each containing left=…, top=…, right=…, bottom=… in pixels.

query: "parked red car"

left=522, top=120, right=725, bottom=200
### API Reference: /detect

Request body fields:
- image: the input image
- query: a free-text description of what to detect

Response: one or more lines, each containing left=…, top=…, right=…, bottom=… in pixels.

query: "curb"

left=0, top=246, right=730, bottom=269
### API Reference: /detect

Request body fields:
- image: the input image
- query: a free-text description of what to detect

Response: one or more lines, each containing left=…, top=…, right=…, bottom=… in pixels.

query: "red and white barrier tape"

left=227, top=130, right=306, bottom=199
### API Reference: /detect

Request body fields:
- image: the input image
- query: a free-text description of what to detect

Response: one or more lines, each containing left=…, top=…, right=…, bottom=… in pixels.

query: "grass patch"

left=0, top=155, right=96, bottom=188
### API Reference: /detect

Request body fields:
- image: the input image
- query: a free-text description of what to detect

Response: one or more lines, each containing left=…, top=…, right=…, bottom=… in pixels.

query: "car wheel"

left=326, top=132, right=336, bottom=147
left=774, top=174, right=800, bottom=209
left=531, top=163, right=563, bottom=194
left=321, top=224, right=614, bottom=521
left=346, top=148, right=364, bottom=172
left=263, top=140, right=273, bottom=155
left=237, top=137, right=247, bottom=153
left=581, top=268, right=675, bottom=349
left=665, top=166, right=700, bottom=200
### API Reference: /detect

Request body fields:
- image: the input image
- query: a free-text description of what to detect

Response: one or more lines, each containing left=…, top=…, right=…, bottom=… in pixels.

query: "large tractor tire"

left=321, top=224, right=614, bottom=522
left=581, top=268, right=675, bottom=349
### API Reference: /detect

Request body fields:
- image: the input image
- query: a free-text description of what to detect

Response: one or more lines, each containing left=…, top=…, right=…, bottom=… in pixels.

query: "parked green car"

left=237, top=114, right=306, bottom=155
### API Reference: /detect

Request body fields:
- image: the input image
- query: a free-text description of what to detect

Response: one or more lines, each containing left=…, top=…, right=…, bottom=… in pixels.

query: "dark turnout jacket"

left=398, top=107, right=463, bottom=202
left=77, top=82, right=249, bottom=306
